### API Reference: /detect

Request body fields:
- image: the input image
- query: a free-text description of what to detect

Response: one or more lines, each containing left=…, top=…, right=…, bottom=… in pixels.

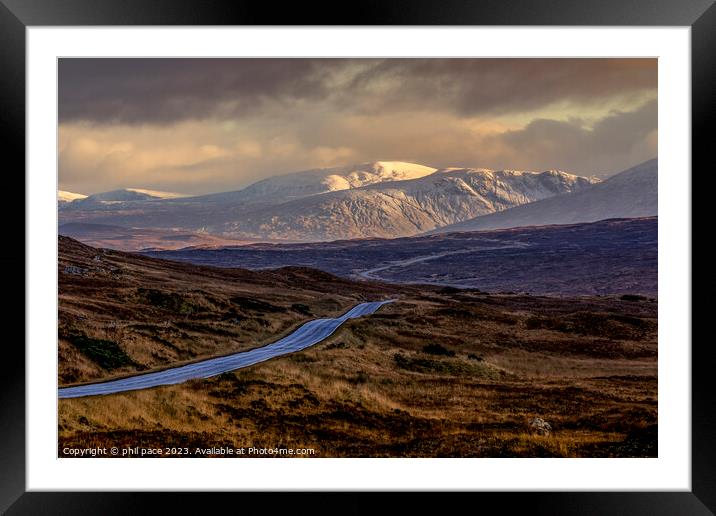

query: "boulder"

left=529, top=417, right=552, bottom=436
left=63, top=265, right=88, bottom=276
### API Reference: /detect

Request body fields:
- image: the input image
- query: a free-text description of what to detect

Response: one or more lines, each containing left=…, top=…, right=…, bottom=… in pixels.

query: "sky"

left=58, top=58, right=657, bottom=195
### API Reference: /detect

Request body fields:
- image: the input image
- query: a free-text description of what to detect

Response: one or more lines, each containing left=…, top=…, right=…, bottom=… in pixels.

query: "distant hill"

left=429, top=159, right=657, bottom=234
left=214, top=167, right=596, bottom=241
left=57, top=161, right=596, bottom=243
left=58, top=222, right=253, bottom=252
left=58, top=190, right=87, bottom=203
left=58, top=235, right=404, bottom=385
left=147, top=217, right=658, bottom=296
left=68, top=188, right=188, bottom=205
left=188, top=161, right=438, bottom=206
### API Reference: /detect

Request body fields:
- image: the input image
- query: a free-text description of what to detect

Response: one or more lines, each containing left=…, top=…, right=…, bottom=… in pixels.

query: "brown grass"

left=59, top=283, right=657, bottom=458
left=58, top=236, right=406, bottom=384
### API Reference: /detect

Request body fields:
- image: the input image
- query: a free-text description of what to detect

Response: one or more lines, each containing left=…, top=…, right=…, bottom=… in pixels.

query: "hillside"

left=59, top=236, right=657, bottom=458
left=58, top=161, right=596, bottom=243
left=430, top=159, right=657, bottom=234
left=148, top=217, right=657, bottom=296
left=60, top=273, right=658, bottom=458
left=205, top=160, right=438, bottom=206
left=216, top=168, right=595, bottom=240
left=59, top=222, right=254, bottom=252
left=73, top=188, right=188, bottom=204
left=58, top=236, right=402, bottom=385
left=58, top=190, right=87, bottom=203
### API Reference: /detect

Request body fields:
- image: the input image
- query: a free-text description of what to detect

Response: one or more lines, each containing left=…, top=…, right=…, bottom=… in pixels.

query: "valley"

left=148, top=217, right=657, bottom=296
left=54, top=58, right=662, bottom=464
left=58, top=235, right=657, bottom=458
left=57, top=160, right=659, bottom=458
left=58, top=235, right=403, bottom=385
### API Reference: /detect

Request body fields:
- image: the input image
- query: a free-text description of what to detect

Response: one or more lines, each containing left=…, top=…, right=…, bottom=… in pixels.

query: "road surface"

left=355, top=243, right=529, bottom=287
left=58, top=300, right=392, bottom=399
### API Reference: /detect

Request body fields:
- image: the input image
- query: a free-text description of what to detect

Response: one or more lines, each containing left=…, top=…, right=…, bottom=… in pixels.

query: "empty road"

left=58, top=300, right=392, bottom=399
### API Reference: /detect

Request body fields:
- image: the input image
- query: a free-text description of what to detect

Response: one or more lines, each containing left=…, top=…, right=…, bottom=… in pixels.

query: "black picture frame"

left=1, top=1, right=711, bottom=513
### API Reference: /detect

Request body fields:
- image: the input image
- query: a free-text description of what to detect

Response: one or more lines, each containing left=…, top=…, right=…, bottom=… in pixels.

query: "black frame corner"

left=2, top=0, right=712, bottom=513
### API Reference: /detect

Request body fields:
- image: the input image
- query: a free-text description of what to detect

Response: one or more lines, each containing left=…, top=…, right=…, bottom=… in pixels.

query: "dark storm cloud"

left=59, top=58, right=658, bottom=194
left=58, top=58, right=337, bottom=124
left=59, top=58, right=656, bottom=125
left=486, top=99, right=658, bottom=175
left=343, top=58, right=656, bottom=117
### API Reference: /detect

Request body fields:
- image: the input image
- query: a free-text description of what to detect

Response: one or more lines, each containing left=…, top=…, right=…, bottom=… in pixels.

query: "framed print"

left=2, top=0, right=712, bottom=513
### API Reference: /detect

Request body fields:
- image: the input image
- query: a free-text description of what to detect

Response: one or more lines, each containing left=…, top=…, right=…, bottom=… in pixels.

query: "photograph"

left=56, top=57, right=658, bottom=459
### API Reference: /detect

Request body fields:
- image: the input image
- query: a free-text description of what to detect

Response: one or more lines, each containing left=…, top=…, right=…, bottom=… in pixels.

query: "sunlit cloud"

left=58, top=58, right=657, bottom=195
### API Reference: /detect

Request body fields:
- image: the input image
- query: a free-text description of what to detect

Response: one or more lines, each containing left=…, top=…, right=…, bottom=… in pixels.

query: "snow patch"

left=125, top=188, right=188, bottom=199
left=58, top=190, right=88, bottom=203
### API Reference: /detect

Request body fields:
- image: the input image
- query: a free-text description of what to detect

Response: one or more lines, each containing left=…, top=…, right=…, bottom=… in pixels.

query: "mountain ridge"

left=428, top=158, right=657, bottom=235
left=58, top=160, right=599, bottom=243
left=216, top=167, right=596, bottom=240
left=58, top=190, right=88, bottom=203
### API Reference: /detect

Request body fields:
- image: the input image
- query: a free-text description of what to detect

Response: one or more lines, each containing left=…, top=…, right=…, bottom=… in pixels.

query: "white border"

left=27, top=27, right=691, bottom=491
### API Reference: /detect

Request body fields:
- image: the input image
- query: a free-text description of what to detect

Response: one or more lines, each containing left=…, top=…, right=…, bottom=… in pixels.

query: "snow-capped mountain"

left=57, top=161, right=598, bottom=242
left=58, top=190, right=87, bottom=203
left=60, top=188, right=190, bottom=212
left=236, top=160, right=437, bottom=202
left=80, top=188, right=187, bottom=203
left=216, top=168, right=596, bottom=240
left=172, top=161, right=438, bottom=207
left=57, top=161, right=438, bottom=224
left=428, top=159, right=657, bottom=234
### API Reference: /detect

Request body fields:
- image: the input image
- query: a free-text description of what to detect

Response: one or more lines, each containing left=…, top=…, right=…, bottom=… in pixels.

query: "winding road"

left=58, top=300, right=393, bottom=399
left=355, top=243, right=529, bottom=286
